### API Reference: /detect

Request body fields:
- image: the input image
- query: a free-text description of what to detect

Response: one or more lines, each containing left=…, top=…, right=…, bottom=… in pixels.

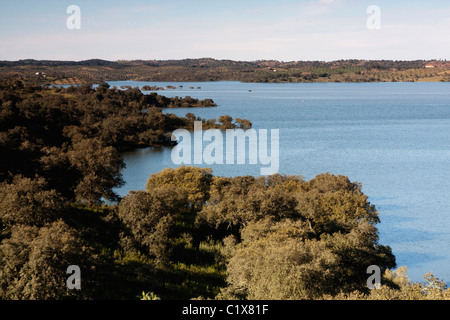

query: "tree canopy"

left=0, top=77, right=447, bottom=300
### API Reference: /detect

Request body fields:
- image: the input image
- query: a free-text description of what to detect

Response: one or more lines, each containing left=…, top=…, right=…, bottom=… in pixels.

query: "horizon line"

left=1, top=57, right=448, bottom=63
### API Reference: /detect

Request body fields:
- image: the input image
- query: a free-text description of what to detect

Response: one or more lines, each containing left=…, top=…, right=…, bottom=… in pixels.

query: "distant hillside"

left=1, top=58, right=449, bottom=83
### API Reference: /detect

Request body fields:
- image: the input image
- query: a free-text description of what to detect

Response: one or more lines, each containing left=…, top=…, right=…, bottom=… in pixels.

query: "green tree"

left=218, top=218, right=395, bottom=300
left=197, top=175, right=302, bottom=232
left=68, top=138, right=125, bottom=205
left=145, top=166, right=213, bottom=212
left=0, top=175, right=65, bottom=229
left=218, top=115, right=235, bottom=129
left=117, top=190, right=176, bottom=263
left=200, top=172, right=395, bottom=299
left=0, top=220, right=98, bottom=300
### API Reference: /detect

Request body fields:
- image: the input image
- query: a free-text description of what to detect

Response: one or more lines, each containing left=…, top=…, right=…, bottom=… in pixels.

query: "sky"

left=1, top=0, right=450, bottom=61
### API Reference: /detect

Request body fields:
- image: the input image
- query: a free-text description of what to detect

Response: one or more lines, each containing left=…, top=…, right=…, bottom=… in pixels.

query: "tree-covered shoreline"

left=0, top=77, right=448, bottom=300
left=0, top=77, right=250, bottom=202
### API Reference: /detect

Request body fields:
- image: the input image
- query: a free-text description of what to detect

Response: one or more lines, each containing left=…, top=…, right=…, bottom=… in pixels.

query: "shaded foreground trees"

left=116, top=167, right=398, bottom=299
left=0, top=176, right=106, bottom=299
left=68, top=138, right=125, bottom=205
left=118, top=190, right=175, bottom=263
left=0, top=175, right=64, bottom=228
left=0, top=165, right=449, bottom=300
left=0, top=78, right=448, bottom=300
left=0, top=78, right=255, bottom=300
left=194, top=172, right=396, bottom=299
left=0, top=221, right=98, bottom=299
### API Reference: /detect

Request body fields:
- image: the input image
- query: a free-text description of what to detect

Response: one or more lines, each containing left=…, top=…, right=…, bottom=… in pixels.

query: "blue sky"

left=1, top=0, right=450, bottom=61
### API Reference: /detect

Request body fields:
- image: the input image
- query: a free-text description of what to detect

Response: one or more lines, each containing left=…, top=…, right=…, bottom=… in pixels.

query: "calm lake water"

left=111, top=80, right=450, bottom=283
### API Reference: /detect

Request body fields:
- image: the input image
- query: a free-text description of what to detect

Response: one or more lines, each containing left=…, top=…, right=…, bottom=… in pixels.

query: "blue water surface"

left=111, top=81, right=450, bottom=283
